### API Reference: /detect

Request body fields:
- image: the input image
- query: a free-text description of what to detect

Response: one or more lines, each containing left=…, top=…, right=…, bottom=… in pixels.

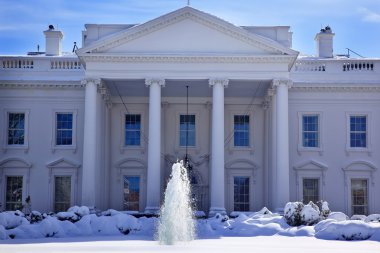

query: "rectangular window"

left=125, top=114, right=141, bottom=146
left=5, top=176, right=23, bottom=211
left=350, top=116, right=367, bottom=148
left=233, top=176, right=250, bottom=211
left=54, top=176, right=71, bottom=212
left=351, top=179, right=368, bottom=215
left=179, top=115, right=195, bottom=147
left=302, top=115, right=319, bottom=148
left=234, top=115, right=249, bottom=147
left=123, top=176, right=140, bottom=211
left=302, top=178, right=319, bottom=204
left=7, top=113, right=25, bottom=145
left=56, top=113, right=73, bottom=145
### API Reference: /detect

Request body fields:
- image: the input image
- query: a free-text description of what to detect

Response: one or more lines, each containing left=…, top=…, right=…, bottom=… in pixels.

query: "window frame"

left=297, top=112, right=323, bottom=153
left=302, top=178, right=320, bottom=204
left=350, top=178, right=369, bottom=215
left=53, top=175, right=73, bottom=212
left=3, top=109, right=30, bottom=152
left=233, top=176, right=250, bottom=211
left=233, top=115, right=250, bottom=148
left=346, top=112, right=371, bottom=153
left=120, top=110, right=145, bottom=153
left=123, top=175, right=141, bottom=212
left=228, top=110, right=254, bottom=152
left=179, top=114, right=196, bottom=148
left=125, top=114, right=142, bottom=147
left=174, top=111, right=200, bottom=152
left=52, top=110, right=77, bottom=152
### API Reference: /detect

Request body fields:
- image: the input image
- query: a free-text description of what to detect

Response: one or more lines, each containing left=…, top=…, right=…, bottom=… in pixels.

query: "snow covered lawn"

left=1, top=235, right=380, bottom=253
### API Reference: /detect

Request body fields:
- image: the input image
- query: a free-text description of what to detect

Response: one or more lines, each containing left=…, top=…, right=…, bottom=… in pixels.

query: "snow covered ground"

left=1, top=236, right=380, bottom=253
left=0, top=205, right=379, bottom=252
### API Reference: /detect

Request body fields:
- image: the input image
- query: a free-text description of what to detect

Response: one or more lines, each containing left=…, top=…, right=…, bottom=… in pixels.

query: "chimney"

left=44, top=25, right=64, bottom=56
left=315, top=26, right=334, bottom=58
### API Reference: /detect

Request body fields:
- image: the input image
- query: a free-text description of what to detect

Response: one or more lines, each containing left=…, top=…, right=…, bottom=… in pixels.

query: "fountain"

left=157, top=161, right=196, bottom=245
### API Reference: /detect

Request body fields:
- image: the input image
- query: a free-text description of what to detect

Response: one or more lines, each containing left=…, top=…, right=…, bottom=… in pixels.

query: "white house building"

left=1, top=6, right=379, bottom=216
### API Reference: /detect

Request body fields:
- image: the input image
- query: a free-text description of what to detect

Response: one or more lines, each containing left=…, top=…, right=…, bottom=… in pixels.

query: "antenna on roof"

left=72, top=42, right=78, bottom=53
left=346, top=48, right=365, bottom=58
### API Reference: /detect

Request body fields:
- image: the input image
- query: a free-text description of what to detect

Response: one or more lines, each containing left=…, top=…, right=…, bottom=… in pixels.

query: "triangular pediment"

left=46, top=158, right=80, bottom=169
left=293, top=160, right=328, bottom=171
left=77, top=7, right=297, bottom=57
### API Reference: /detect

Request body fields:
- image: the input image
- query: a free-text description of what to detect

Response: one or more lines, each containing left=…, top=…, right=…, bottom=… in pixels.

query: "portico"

left=76, top=6, right=298, bottom=214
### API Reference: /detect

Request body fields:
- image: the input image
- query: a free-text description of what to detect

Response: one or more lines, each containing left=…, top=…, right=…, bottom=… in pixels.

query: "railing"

left=293, top=59, right=377, bottom=73
left=2, top=59, right=34, bottom=69
left=0, top=56, right=82, bottom=71
left=50, top=60, right=82, bottom=70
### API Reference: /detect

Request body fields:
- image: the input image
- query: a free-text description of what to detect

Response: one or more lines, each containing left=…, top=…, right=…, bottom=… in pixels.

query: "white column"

left=273, top=79, right=292, bottom=212
left=145, top=78, right=165, bottom=214
left=81, top=78, right=100, bottom=208
left=209, top=78, right=228, bottom=217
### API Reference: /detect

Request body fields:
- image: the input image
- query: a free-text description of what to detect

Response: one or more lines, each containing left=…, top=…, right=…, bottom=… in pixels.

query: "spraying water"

left=157, top=161, right=196, bottom=245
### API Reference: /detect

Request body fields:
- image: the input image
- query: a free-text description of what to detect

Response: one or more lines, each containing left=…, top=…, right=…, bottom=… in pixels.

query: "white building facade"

left=1, top=7, right=379, bottom=216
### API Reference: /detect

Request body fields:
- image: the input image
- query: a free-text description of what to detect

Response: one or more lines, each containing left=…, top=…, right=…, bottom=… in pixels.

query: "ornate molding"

left=80, top=78, right=101, bottom=87
left=209, top=78, right=229, bottom=87
left=292, top=85, right=380, bottom=92
left=0, top=80, right=83, bottom=89
left=79, top=54, right=295, bottom=64
left=272, top=78, right=293, bottom=89
left=145, top=78, right=165, bottom=87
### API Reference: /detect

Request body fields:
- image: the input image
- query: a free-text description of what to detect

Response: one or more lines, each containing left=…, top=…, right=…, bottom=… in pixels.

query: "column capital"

left=272, top=79, right=293, bottom=89
left=145, top=78, right=165, bottom=87
left=209, top=78, right=229, bottom=88
left=81, top=78, right=101, bottom=87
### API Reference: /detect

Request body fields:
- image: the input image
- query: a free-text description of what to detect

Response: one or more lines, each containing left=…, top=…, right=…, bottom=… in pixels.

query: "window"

left=234, top=115, right=249, bottom=147
left=351, top=179, right=368, bottom=215
left=123, top=176, right=140, bottom=211
left=302, top=178, right=319, bottom=204
left=56, top=113, right=73, bottom=145
left=125, top=114, right=141, bottom=146
left=5, top=176, right=23, bottom=210
left=180, top=115, right=195, bottom=147
left=54, top=176, right=71, bottom=212
left=350, top=116, right=367, bottom=148
left=7, top=113, right=25, bottom=145
left=302, top=115, right=319, bottom=148
left=233, top=176, right=250, bottom=211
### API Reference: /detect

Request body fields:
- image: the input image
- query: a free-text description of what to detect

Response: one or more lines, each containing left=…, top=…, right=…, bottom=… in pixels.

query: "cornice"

left=79, top=54, right=295, bottom=64
left=0, top=80, right=83, bottom=89
left=291, top=85, right=380, bottom=92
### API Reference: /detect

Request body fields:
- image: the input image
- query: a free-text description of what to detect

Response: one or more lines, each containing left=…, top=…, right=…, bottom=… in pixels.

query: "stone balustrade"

left=293, top=59, right=377, bottom=73
left=0, top=56, right=82, bottom=71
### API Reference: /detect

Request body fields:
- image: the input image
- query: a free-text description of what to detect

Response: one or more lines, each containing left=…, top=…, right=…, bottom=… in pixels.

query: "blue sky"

left=1, top=0, right=379, bottom=57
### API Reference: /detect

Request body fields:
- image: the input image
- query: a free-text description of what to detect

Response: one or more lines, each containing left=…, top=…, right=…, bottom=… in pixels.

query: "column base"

left=208, top=207, right=227, bottom=217
left=144, top=206, right=160, bottom=216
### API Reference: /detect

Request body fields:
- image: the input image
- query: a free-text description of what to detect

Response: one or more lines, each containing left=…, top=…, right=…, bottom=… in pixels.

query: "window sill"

left=3, top=145, right=29, bottom=153
left=297, top=147, right=323, bottom=156
left=52, top=145, right=77, bottom=153
left=120, top=146, right=145, bottom=154
left=345, top=147, right=372, bottom=156
left=228, top=146, right=254, bottom=155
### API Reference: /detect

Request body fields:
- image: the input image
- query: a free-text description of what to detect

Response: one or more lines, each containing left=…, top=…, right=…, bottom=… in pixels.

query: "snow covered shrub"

left=0, top=225, right=7, bottom=240
left=29, top=211, right=43, bottom=224
left=315, top=220, right=375, bottom=240
left=318, top=201, right=331, bottom=219
left=0, top=212, right=28, bottom=229
left=56, top=211, right=80, bottom=223
left=300, top=202, right=320, bottom=225
left=328, top=212, right=348, bottom=221
left=350, top=215, right=366, bottom=221
left=284, top=202, right=304, bottom=226
left=68, top=206, right=90, bottom=217
left=364, top=214, right=380, bottom=223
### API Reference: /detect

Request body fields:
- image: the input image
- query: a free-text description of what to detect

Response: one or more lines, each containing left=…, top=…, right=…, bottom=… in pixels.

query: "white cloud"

left=358, top=7, right=380, bottom=23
